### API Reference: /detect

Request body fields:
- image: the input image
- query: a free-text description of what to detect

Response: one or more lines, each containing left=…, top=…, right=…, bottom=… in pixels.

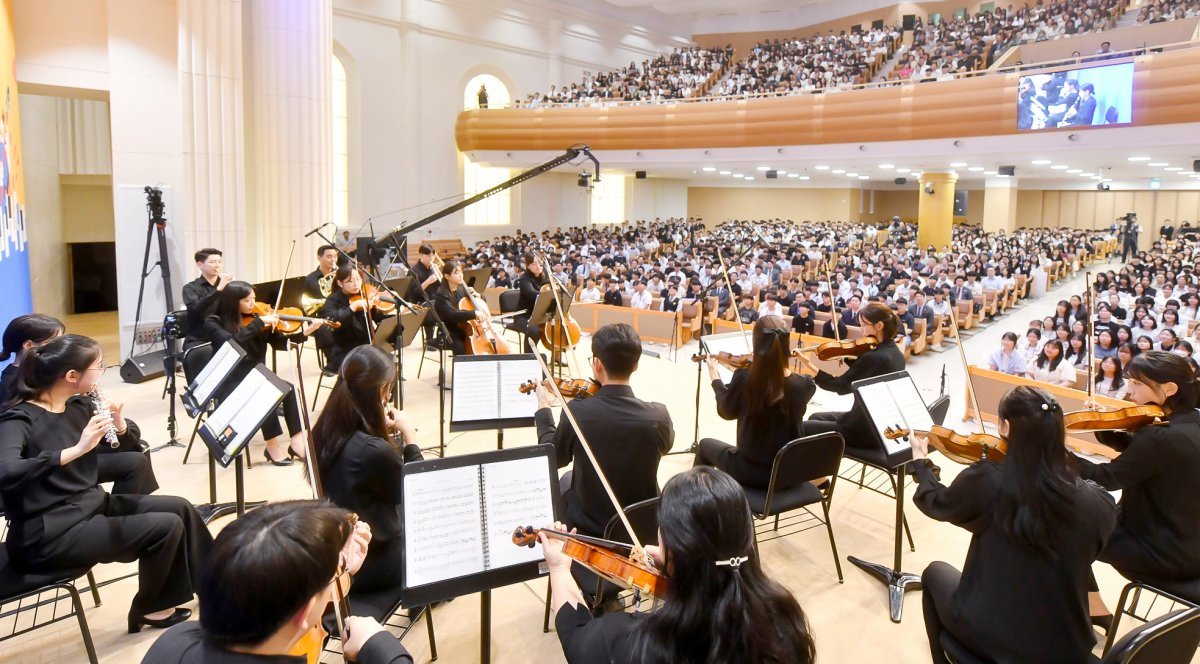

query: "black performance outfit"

left=1076, top=409, right=1200, bottom=582
left=319, top=431, right=423, bottom=593
left=911, top=458, right=1116, bottom=664
left=302, top=267, right=337, bottom=357
left=321, top=289, right=387, bottom=373
left=145, top=621, right=413, bottom=663
left=0, top=400, right=211, bottom=624
left=536, top=384, right=673, bottom=537
left=515, top=271, right=550, bottom=353
left=182, top=275, right=221, bottom=348
left=800, top=339, right=906, bottom=451
left=0, top=365, right=158, bottom=496
left=432, top=283, right=477, bottom=356
left=555, top=602, right=643, bottom=663
left=202, top=316, right=303, bottom=442
left=408, top=260, right=438, bottom=342
left=695, top=370, right=816, bottom=489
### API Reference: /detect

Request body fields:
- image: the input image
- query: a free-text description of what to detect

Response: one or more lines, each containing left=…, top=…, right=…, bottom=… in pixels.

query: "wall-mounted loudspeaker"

left=999, top=165, right=1016, bottom=176
left=1193, top=160, right=1200, bottom=173
left=894, top=177, right=907, bottom=185
left=635, top=171, right=647, bottom=179
left=766, top=170, right=778, bottom=179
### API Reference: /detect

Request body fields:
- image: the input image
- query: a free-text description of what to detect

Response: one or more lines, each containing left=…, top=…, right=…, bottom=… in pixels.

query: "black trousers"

left=922, top=561, right=988, bottom=664
left=694, top=438, right=771, bottom=490
left=800, top=412, right=878, bottom=450
left=11, top=493, right=212, bottom=620
left=96, top=448, right=159, bottom=495
left=1121, top=238, right=1138, bottom=262
left=259, top=384, right=303, bottom=441
left=1090, top=522, right=1200, bottom=589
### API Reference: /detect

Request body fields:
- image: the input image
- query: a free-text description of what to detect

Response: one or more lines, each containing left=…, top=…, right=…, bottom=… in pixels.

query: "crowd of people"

left=518, top=46, right=733, bottom=107
left=711, top=27, right=900, bottom=96
left=1130, top=0, right=1200, bottom=24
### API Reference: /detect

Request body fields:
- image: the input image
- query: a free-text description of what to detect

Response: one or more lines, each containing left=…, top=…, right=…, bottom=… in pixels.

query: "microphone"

left=304, top=222, right=334, bottom=238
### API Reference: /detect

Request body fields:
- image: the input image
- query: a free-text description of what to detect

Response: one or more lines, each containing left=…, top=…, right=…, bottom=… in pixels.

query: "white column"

left=982, top=176, right=1018, bottom=234
left=178, top=0, right=246, bottom=277
left=244, top=0, right=332, bottom=281
left=398, top=0, right=422, bottom=227
left=547, top=18, right=563, bottom=88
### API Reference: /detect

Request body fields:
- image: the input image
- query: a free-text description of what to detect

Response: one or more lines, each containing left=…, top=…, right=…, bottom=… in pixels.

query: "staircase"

left=871, top=45, right=910, bottom=83
left=1114, top=0, right=1144, bottom=29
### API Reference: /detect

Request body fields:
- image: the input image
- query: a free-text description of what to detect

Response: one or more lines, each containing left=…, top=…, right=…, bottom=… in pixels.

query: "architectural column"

left=398, top=0, right=423, bottom=231
left=982, top=176, right=1018, bottom=235
left=917, top=171, right=958, bottom=250
left=244, top=0, right=332, bottom=281
left=179, top=0, right=246, bottom=277
left=547, top=18, right=563, bottom=87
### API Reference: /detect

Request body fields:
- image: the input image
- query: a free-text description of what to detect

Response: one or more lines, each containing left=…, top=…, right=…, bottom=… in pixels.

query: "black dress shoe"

left=263, top=450, right=293, bottom=466
left=129, top=608, right=192, bottom=634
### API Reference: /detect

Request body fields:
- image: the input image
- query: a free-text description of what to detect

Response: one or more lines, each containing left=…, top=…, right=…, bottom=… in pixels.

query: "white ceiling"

left=600, top=0, right=824, bottom=16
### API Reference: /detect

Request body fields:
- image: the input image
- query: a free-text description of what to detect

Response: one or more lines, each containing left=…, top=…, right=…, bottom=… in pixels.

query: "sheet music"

left=856, top=375, right=935, bottom=456
left=452, top=361, right=501, bottom=421
left=404, top=466, right=486, bottom=587
left=481, top=457, right=556, bottom=570
left=191, top=343, right=241, bottom=405
left=497, top=359, right=539, bottom=420
left=203, top=371, right=285, bottom=457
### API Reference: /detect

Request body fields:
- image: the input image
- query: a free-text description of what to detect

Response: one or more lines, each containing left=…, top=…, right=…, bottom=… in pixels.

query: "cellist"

left=514, top=252, right=551, bottom=353
left=432, top=259, right=487, bottom=356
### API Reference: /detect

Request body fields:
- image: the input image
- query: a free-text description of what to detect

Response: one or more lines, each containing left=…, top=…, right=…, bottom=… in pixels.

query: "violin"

left=793, top=337, right=878, bottom=361
left=241, top=301, right=340, bottom=334
left=691, top=351, right=753, bottom=370
left=884, top=425, right=1008, bottom=465
left=288, top=513, right=356, bottom=663
left=518, top=377, right=601, bottom=399
left=513, top=526, right=666, bottom=598
left=460, top=287, right=512, bottom=355
left=351, top=283, right=398, bottom=316
left=1063, top=405, right=1165, bottom=433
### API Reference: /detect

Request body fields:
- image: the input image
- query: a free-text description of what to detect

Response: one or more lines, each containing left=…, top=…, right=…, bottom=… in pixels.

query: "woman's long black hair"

left=1035, top=339, right=1066, bottom=371
left=215, top=281, right=256, bottom=334
left=7, top=334, right=102, bottom=408
left=743, top=317, right=791, bottom=418
left=995, top=386, right=1079, bottom=558
left=630, top=467, right=815, bottom=664
left=310, top=345, right=395, bottom=481
left=0, top=314, right=65, bottom=363
left=1125, top=350, right=1199, bottom=413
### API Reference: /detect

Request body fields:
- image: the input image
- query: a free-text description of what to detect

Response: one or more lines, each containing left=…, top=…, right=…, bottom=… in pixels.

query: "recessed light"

left=879, top=164, right=895, bottom=169
left=1067, top=169, right=1082, bottom=174
left=776, top=170, right=788, bottom=175
left=1080, top=172, right=1095, bottom=177
left=1148, top=162, right=1169, bottom=167
left=968, top=167, right=984, bottom=172
left=787, top=173, right=799, bottom=178
left=756, top=166, right=771, bottom=171
left=984, top=170, right=997, bottom=175
left=895, top=168, right=910, bottom=173
left=1031, top=159, right=1052, bottom=165
left=797, top=176, right=810, bottom=180
left=815, top=165, right=830, bottom=170
left=858, top=175, right=870, bottom=180
left=1102, top=178, right=1113, bottom=182
left=1127, top=156, right=1151, bottom=162
left=733, top=173, right=744, bottom=178
left=719, top=170, right=731, bottom=175
left=950, top=162, right=967, bottom=168
left=1165, top=167, right=1184, bottom=171
left=745, top=176, right=756, bottom=181
left=847, top=172, right=859, bottom=177
left=1051, top=165, right=1069, bottom=170
left=832, top=169, right=845, bottom=174
left=702, top=166, right=716, bottom=172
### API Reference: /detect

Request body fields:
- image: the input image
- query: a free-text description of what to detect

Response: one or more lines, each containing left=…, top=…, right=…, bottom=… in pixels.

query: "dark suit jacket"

left=535, top=385, right=673, bottom=537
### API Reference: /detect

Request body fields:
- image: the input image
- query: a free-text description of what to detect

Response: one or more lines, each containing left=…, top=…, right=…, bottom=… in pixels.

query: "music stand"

left=385, top=276, right=414, bottom=301
left=528, top=285, right=575, bottom=377
left=448, top=354, right=539, bottom=455
left=462, top=267, right=493, bottom=291
left=372, top=306, right=429, bottom=410
left=252, top=276, right=306, bottom=310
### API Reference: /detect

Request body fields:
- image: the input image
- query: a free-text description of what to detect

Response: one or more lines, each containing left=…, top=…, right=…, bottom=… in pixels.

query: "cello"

left=459, top=287, right=512, bottom=355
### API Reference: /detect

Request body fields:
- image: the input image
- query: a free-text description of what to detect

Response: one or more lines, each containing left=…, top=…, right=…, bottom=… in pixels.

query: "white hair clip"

left=715, top=555, right=749, bottom=569
left=1041, top=403, right=1050, bottom=411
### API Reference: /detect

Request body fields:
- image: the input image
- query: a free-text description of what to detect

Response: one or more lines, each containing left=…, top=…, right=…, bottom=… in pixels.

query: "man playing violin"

left=534, top=324, right=673, bottom=538
left=321, top=263, right=391, bottom=373
left=1074, top=351, right=1200, bottom=630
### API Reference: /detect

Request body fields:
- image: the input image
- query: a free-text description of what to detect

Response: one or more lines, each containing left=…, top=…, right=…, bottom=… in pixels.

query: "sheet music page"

left=497, top=358, right=539, bottom=420
left=404, top=465, right=486, bottom=587
left=192, top=343, right=241, bottom=404
left=204, top=372, right=284, bottom=456
left=480, top=456, right=557, bottom=570
left=700, top=332, right=752, bottom=384
left=452, top=361, right=500, bottom=422
left=856, top=375, right=935, bottom=456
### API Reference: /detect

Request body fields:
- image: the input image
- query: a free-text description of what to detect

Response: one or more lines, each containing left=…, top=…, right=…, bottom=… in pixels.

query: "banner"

left=0, top=0, right=31, bottom=346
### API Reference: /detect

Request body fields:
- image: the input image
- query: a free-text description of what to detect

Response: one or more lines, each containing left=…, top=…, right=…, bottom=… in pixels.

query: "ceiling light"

left=1148, top=162, right=1169, bottom=167
left=984, top=170, right=997, bottom=175
left=776, top=170, right=788, bottom=175
left=879, top=164, right=895, bottom=169
left=1051, top=165, right=1069, bottom=170
left=1127, top=156, right=1151, bottom=162
left=787, top=173, right=799, bottom=178
left=847, top=172, right=859, bottom=177
left=858, top=175, right=870, bottom=180
left=797, top=176, right=810, bottom=180
left=1165, top=167, right=1184, bottom=171
left=896, top=168, right=910, bottom=173
left=832, top=169, right=845, bottom=174
left=745, top=176, right=756, bottom=181
left=950, top=162, right=967, bottom=168
left=702, top=166, right=716, bottom=172
left=719, top=170, right=731, bottom=175
left=1102, top=178, right=1113, bottom=182
left=815, top=165, right=830, bottom=170
left=733, top=173, right=744, bottom=178
left=968, top=166, right=984, bottom=172
left=756, top=166, right=771, bottom=171
left=1031, top=159, right=1052, bottom=165
left=1067, top=169, right=1082, bottom=174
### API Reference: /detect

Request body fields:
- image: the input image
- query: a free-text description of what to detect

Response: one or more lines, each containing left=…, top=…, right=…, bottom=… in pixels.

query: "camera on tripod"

left=161, top=311, right=183, bottom=339
left=144, top=186, right=166, bottom=221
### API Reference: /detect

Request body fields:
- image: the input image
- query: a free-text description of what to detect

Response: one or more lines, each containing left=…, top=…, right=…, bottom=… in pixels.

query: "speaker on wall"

left=766, top=170, right=778, bottom=179
left=894, top=177, right=907, bottom=185
left=999, top=165, right=1016, bottom=176
left=1193, top=160, right=1200, bottom=173
left=635, top=171, right=647, bottom=179
left=902, top=14, right=916, bottom=30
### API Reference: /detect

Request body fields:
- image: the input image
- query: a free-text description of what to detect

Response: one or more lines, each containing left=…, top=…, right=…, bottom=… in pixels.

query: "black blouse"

left=912, top=458, right=1116, bottom=662
left=321, top=290, right=384, bottom=353
left=556, top=601, right=641, bottom=663
left=712, top=370, right=815, bottom=468
left=813, top=339, right=906, bottom=441
left=319, top=430, right=423, bottom=547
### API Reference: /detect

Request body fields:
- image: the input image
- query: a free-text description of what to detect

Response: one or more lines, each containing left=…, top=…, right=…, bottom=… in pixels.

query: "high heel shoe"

left=263, top=449, right=293, bottom=466
left=128, top=607, right=192, bottom=634
left=287, top=446, right=305, bottom=460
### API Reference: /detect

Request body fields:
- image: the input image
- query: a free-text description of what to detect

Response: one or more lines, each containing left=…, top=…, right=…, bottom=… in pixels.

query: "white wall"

left=627, top=177, right=688, bottom=222
left=19, top=94, right=69, bottom=317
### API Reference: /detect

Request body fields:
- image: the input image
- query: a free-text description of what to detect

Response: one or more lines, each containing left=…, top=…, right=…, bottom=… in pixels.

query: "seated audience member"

left=1025, top=339, right=1077, bottom=387
left=987, top=332, right=1027, bottom=375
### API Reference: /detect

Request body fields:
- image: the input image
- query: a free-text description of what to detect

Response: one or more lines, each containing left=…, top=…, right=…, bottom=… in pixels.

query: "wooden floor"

left=1, top=264, right=1183, bottom=663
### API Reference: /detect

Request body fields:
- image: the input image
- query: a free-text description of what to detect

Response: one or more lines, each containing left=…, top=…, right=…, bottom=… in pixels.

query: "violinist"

left=144, top=501, right=414, bottom=664
left=796, top=302, right=906, bottom=450
left=696, top=318, right=816, bottom=489
left=534, top=324, right=673, bottom=538
left=321, top=264, right=389, bottom=372
left=202, top=281, right=325, bottom=465
left=909, top=386, right=1116, bottom=663
left=432, top=259, right=488, bottom=356
left=1, top=314, right=159, bottom=496
left=540, top=467, right=815, bottom=664
left=515, top=252, right=551, bottom=353
left=0, top=335, right=213, bottom=635
left=312, top=345, right=422, bottom=593
left=1075, top=351, right=1200, bottom=626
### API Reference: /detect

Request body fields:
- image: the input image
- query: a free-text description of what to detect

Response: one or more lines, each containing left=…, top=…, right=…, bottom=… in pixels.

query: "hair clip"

left=1041, top=403, right=1049, bottom=411
left=715, top=555, right=749, bottom=569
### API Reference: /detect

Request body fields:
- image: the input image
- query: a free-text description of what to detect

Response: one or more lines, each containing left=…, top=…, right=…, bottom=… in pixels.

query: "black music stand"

left=252, top=276, right=306, bottom=310
left=372, top=306, right=429, bottom=410
left=462, top=267, right=493, bottom=292
left=448, top=354, right=540, bottom=455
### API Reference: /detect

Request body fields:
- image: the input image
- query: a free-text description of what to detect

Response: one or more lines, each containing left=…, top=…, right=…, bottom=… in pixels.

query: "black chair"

left=1103, top=608, right=1200, bottom=664
left=1103, top=575, right=1200, bottom=656
left=498, top=289, right=525, bottom=347
left=320, top=584, right=438, bottom=661
left=310, top=348, right=338, bottom=411
left=938, top=633, right=991, bottom=664
left=743, top=432, right=845, bottom=582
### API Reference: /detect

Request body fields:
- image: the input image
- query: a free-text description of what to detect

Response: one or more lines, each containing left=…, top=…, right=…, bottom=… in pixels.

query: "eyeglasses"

left=85, top=362, right=107, bottom=373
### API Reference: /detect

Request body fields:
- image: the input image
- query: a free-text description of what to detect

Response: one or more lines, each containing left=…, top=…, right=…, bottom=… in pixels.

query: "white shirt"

left=579, top=287, right=602, bottom=303
left=757, top=302, right=784, bottom=319
left=630, top=290, right=653, bottom=310
left=1026, top=357, right=1076, bottom=386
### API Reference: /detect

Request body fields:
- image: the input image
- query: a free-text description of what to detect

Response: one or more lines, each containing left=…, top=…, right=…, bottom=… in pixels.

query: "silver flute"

left=87, top=386, right=120, bottom=448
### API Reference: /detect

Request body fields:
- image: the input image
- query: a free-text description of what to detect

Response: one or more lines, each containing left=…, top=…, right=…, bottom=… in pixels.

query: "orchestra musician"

left=431, top=259, right=488, bottom=356
left=534, top=324, right=673, bottom=537
left=202, top=281, right=326, bottom=465
left=0, top=335, right=212, bottom=634
left=1075, top=351, right=1200, bottom=628
left=408, top=244, right=441, bottom=343
left=321, top=263, right=390, bottom=373
left=909, top=386, right=1116, bottom=663
left=302, top=244, right=340, bottom=356
left=695, top=317, right=816, bottom=489
left=312, top=345, right=423, bottom=593
left=1, top=314, right=159, bottom=495
left=515, top=252, right=551, bottom=353
left=796, top=302, right=906, bottom=449
left=541, top=467, right=816, bottom=664
left=144, top=501, right=415, bottom=664
left=181, top=248, right=232, bottom=350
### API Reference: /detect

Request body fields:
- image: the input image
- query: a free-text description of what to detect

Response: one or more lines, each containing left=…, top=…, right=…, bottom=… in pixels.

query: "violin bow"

left=274, top=240, right=297, bottom=315
left=946, top=297, right=987, bottom=435
left=529, top=348, right=647, bottom=558
left=1085, top=271, right=1095, bottom=404
left=823, top=253, right=842, bottom=342
left=715, top=246, right=750, bottom=353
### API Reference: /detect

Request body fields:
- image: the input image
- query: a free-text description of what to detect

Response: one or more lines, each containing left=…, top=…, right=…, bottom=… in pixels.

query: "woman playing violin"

left=1076, top=351, right=1200, bottom=628
left=695, top=317, right=816, bottom=489
left=321, top=263, right=390, bottom=373
left=432, top=259, right=487, bottom=356
left=540, top=467, right=815, bottom=664
left=909, top=386, right=1116, bottom=664
left=796, top=302, right=906, bottom=450
left=202, top=281, right=325, bottom=465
